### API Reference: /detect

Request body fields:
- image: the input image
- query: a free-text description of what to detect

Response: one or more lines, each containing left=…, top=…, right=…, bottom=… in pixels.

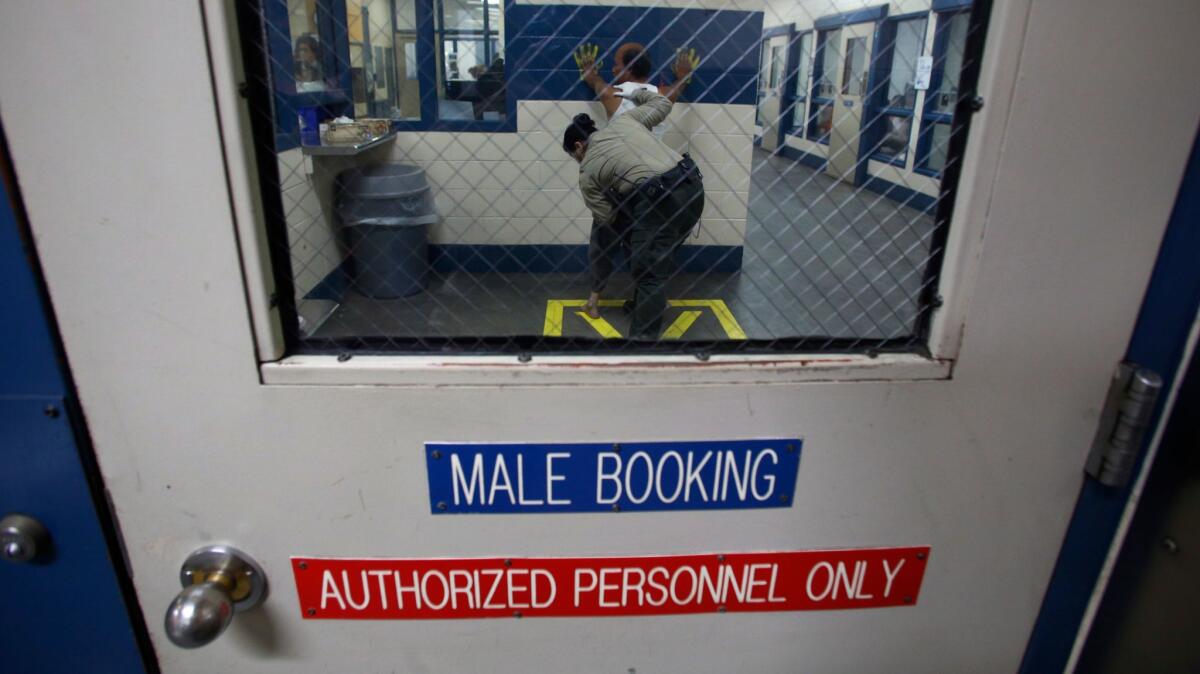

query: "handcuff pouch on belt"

left=604, top=153, right=702, bottom=221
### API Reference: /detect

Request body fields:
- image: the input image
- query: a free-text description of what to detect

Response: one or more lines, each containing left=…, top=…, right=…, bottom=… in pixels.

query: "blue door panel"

left=0, top=397, right=145, bottom=673
left=1, top=141, right=149, bottom=671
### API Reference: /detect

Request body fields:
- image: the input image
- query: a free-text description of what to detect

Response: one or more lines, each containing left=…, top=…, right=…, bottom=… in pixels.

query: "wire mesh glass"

left=238, top=0, right=988, bottom=355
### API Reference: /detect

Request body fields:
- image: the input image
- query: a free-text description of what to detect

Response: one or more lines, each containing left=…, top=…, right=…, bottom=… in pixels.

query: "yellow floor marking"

left=661, top=310, right=702, bottom=339
left=543, top=300, right=568, bottom=337
left=543, top=299, right=627, bottom=337
left=543, top=299, right=746, bottom=340
left=668, top=299, right=747, bottom=339
left=576, top=312, right=623, bottom=338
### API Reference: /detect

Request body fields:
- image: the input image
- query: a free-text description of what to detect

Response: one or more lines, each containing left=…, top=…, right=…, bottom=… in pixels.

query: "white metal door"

left=825, top=22, right=873, bottom=183
left=2, top=1, right=1199, bottom=673
left=756, top=33, right=789, bottom=152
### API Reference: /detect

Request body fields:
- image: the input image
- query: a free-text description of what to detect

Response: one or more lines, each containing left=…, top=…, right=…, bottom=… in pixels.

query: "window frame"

left=264, top=0, right=515, bottom=149
left=807, top=29, right=838, bottom=145
left=786, top=30, right=814, bottom=136
left=866, top=13, right=929, bottom=168
left=430, top=0, right=507, bottom=127
left=915, top=7, right=970, bottom=177
left=265, top=0, right=356, bottom=152
left=236, top=0, right=993, bottom=364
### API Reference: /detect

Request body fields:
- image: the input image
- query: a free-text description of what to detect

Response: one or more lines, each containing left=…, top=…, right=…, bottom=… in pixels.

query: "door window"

left=435, top=0, right=505, bottom=121
left=931, top=12, right=968, bottom=115
left=873, top=16, right=927, bottom=166
left=840, top=37, right=868, bottom=96
left=792, top=32, right=813, bottom=129
left=769, top=44, right=785, bottom=89
left=807, top=29, right=839, bottom=142
left=885, top=18, right=927, bottom=110
left=815, top=29, right=841, bottom=98
left=917, top=10, right=971, bottom=176
left=244, top=1, right=989, bottom=355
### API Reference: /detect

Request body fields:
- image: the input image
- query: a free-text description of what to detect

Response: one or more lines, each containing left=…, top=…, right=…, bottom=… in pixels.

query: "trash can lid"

left=337, top=163, right=429, bottom=197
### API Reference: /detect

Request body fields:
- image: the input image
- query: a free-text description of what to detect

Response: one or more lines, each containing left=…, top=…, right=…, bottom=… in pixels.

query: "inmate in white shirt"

left=613, top=81, right=666, bottom=139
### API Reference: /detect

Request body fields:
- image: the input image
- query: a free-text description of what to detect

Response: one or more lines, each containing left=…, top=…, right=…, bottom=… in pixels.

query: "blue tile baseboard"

left=861, top=175, right=938, bottom=214
left=429, top=243, right=743, bottom=274
left=305, top=244, right=744, bottom=300
left=777, top=143, right=827, bottom=170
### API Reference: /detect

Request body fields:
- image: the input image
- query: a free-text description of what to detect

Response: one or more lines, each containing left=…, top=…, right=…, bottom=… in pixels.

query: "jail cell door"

left=756, top=32, right=789, bottom=152
left=825, top=22, right=874, bottom=183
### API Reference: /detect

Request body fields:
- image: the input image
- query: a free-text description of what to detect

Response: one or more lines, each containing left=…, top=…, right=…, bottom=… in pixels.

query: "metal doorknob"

left=0, top=513, right=51, bottom=563
left=164, top=545, right=267, bottom=648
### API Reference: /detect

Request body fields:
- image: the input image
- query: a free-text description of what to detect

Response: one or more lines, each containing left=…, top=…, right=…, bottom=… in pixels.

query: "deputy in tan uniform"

left=562, top=89, right=704, bottom=340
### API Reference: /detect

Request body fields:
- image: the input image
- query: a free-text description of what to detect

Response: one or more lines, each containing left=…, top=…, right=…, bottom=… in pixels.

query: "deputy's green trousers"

left=627, top=174, right=705, bottom=339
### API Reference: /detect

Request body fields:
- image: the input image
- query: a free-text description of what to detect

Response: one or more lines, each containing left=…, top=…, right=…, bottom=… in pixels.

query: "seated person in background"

left=294, top=34, right=326, bottom=92
left=574, top=43, right=699, bottom=139
left=473, top=58, right=506, bottom=120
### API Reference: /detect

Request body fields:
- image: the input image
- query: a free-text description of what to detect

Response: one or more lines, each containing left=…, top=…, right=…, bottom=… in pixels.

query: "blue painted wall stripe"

left=305, top=245, right=744, bottom=301
left=506, top=5, right=763, bottom=106
left=267, top=2, right=765, bottom=146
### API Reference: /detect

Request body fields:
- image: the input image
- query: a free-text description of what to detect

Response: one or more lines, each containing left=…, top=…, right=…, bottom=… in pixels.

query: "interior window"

left=243, top=0, right=988, bottom=355
left=289, top=0, right=326, bottom=93
left=918, top=10, right=970, bottom=175
left=435, top=0, right=506, bottom=121
left=874, top=16, right=927, bottom=166
left=841, top=37, right=867, bottom=96
left=887, top=18, right=927, bottom=109
left=932, top=12, right=969, bottom=115
left=792, top=32, right=813, bottom=128
left=769, top=44, right=785, bottom=89
left=393, top=0, right=420, bottom=120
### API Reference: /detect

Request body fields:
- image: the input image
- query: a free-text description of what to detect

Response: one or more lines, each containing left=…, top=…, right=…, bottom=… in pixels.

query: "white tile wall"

left=278, top=101, right=755, bottom=273
left=400, top=100, right=757, bottom=246
left=278, top=148, right=342, bottom=298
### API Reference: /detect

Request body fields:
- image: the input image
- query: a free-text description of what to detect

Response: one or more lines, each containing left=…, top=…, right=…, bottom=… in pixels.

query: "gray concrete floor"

left=310, top=148, right=937, bottom=342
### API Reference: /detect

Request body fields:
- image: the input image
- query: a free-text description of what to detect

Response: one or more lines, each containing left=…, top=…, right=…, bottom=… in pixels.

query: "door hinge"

left=1084, top=362, right=1163, bottom=488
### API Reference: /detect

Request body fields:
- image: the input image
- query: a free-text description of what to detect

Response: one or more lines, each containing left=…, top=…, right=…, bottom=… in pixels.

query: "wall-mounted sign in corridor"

left=292, top=547, right=929, bottom=620
left=425, top=439, right=801, bottom=514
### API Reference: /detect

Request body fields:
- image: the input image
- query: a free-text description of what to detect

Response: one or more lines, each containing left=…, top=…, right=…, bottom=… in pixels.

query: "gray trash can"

left=336, top=163, right=438, bottom=298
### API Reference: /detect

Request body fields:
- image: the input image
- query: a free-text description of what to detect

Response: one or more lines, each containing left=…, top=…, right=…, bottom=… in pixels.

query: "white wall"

left=405, top=101, right=754, bottom=247
left=278, top=100, right=755, bottom=301
left=278, top=0, right=761, bottom=303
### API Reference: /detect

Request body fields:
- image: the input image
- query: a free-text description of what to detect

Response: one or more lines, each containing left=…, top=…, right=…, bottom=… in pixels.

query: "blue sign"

left=425, top=439, right=802, bottom=514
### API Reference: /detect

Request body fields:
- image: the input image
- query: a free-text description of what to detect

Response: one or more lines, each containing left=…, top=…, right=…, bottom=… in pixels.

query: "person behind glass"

left=294, top=34, right=325, bottom=92
left=563, top=89, right=704, bottom=339
left=575, top=43, right=698, bottom=139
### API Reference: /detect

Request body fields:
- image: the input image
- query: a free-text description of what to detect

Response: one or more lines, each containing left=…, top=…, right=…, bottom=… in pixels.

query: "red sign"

left=292, top=547, right=929, bottom=619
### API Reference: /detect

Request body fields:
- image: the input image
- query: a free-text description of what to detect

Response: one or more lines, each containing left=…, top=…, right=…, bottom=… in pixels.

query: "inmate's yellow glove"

left=573, top=44, right=602, bottom=79
left=674, top=47, right=700, bottom=84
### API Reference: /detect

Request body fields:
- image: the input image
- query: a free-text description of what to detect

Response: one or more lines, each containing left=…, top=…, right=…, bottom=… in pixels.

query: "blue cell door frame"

left=1020, top=127, right=1200, bottom=672
left=0, top=127, right=153, bottom=671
